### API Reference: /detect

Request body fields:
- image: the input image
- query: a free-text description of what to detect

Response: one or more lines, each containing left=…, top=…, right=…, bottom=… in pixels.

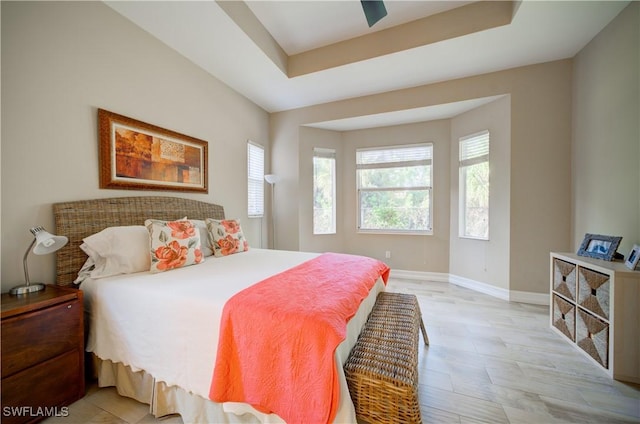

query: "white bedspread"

left=81, top=248, right=384, bottom=422
left=82, top=249, right=320, bottom=399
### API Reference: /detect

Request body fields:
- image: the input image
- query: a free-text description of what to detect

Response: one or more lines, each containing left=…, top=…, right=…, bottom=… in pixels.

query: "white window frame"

left=313, top=148, right=336, bottom=235
left=356, top=143, right=433, bottom=235
left=247, top=141, right=264, bottom=218
left=459, top=130, right=490, bottom=240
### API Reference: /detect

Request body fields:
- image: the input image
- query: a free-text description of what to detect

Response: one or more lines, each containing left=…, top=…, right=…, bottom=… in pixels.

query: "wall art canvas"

left=99, top=109, right=208, bottom=193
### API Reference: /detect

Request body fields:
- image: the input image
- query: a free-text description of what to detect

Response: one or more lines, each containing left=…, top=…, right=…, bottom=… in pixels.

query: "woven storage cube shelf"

left=578, top=267, right=610, bottom=320
left=552, top=294, right=575, bottom=341
left=550, top=252, right=640, bottom=383
left=577, top=308, right=609, bottom=368
left=553, top=259, right=577, bottom=301
left=344, top=292, right=426, bottom=424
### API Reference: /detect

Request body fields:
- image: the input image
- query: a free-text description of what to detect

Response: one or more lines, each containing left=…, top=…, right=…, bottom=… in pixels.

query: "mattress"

left=81, top=248, right=384, bottom=422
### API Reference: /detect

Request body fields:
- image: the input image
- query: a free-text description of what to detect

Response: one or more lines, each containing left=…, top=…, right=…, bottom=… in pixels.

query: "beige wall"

left=4, top=2, right=631, bottom=298
left=450, top=96, right=511, bottom=290
left=272, top=60, right=572, bottom=295
left=508, top=63, right=573, bottom=294
left=572, top=2, right=639, bottom=256
left=1, top=2, right=269, bottom=291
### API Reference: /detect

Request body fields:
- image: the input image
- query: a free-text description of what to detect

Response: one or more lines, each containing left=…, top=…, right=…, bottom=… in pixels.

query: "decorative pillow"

left=189, top=219, right=214, bottom=257
left=206, top=218, right=249, bottom=257
left=145, top=219, right=204, bottom=273
left=80, top=225, right=150, bottom=279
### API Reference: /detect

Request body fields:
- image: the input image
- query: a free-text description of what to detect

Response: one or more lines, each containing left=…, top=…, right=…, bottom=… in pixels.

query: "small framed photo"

left=577, top=233, right=622, bottom=261
left=625, top=244, right=640, bottom=270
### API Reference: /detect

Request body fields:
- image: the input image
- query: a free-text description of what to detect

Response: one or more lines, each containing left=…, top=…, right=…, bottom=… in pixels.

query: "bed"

left=53, top=196, right=388, bottom=423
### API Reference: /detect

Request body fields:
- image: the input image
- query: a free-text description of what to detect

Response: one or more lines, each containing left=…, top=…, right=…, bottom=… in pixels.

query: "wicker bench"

left=344, top=291, right=428, bottom=424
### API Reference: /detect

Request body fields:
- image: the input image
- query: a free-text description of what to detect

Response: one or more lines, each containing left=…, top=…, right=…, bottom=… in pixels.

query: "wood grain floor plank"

left=44, top=278, right=639, bottom=424
left=389, top=278, right=640, bottom=424
left=540, top=395, right=640, bottom=423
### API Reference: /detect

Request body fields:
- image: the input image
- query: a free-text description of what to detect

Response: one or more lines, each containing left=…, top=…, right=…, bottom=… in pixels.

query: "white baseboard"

left=448, top=274, right=511, bottom=301
left=508, top=290, right=549, bottom=305
left=390, top=269, right=449, bottom=282
left=390, top=269, right=550, bottom=305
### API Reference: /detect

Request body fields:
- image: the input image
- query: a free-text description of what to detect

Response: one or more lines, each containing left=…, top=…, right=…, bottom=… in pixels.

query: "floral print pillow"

left=145, top=219, right=204, bottom=273
left=205, top=219, right=249, bottom=257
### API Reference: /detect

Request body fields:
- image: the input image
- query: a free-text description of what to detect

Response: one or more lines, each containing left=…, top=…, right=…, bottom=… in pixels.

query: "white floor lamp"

left=264, top=174, right=278, bottom=249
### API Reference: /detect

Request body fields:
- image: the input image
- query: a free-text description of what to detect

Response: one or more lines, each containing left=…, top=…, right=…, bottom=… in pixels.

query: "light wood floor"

left=44, top=278, right=640, bottom=424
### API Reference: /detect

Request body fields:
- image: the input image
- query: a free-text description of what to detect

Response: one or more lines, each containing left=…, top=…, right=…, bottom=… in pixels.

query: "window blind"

left=247, top=141, right=264, bottom=218
left=460, top=130, right=489, bottom=166
left=313, top=147, right=336, bottom=159
left=357, top=144, right=432, bottom=169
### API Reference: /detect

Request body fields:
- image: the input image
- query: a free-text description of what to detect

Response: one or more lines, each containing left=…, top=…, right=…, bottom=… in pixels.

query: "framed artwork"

left=98, top=109, right=208, bottom=193
left=625, top=244, right=640, bottom=270
left=577, top=233, right=622, bottom=261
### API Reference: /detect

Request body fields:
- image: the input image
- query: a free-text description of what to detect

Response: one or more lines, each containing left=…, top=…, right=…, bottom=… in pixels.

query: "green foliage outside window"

left=313, top=154, right=335, bottom=234
left=462, top=161, right=489, bottom=239
left=357, top=145, right=432, bottom=233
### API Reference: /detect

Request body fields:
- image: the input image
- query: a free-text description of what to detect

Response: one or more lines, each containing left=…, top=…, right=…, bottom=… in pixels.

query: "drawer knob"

left=67, top=305, right=72, bottom=309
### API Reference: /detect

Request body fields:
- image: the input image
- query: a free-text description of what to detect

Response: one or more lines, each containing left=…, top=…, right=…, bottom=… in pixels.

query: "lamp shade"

left=264, top=174, right=278, bottom=185
left=31, top=227, right=68, bottom=254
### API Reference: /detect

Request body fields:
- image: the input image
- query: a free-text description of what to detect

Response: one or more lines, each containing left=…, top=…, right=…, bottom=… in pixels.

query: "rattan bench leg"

left=419, top=318, right=429, bottom=346
left=415, top=299, right=429, bottom=346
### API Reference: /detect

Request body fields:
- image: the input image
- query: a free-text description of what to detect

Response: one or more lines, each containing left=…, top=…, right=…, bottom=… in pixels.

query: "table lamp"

left=10, top=226, right=68, bottom=295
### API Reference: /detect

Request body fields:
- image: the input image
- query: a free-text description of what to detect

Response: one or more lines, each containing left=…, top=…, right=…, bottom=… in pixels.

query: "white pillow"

left=80, top=225, right=150, bottom=279
left=73, top=255, right=96, bottom=286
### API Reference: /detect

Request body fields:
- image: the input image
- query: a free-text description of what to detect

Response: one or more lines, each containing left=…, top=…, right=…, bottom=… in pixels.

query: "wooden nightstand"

left=1, top=285, right=85, bottom=424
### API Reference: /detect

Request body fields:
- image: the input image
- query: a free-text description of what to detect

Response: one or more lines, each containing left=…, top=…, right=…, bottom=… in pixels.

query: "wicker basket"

left=576, top=309, right=609, bottom=368
left=553, top=259, right=577, bottom=300
left=344, top=292, right=425, bottom=424
left=552, top=294, right=576, bottom=341
left=578, top=267, right=610, bottom=319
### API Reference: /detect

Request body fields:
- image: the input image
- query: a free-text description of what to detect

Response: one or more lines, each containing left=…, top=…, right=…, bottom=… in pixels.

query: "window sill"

left=357, top=229, right=433, bottom=236
left=459, top=235, right=490, bottom=241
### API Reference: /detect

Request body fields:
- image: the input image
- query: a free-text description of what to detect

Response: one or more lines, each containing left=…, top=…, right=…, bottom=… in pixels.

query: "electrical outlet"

left=385, top=250, right=391, bottom=259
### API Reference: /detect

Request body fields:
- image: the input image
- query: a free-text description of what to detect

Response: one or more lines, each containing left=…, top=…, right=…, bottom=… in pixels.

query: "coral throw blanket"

left=210, top=252, right=390, bottom=424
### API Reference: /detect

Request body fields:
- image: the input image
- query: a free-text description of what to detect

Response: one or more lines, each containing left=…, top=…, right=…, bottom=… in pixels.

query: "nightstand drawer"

left=1, top=299, right=81, bottom=378
left=1, top=350, right=83, bottom=424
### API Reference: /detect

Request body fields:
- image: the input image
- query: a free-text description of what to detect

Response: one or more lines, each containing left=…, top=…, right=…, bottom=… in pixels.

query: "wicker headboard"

left=53, top=196, right=225, bottom=286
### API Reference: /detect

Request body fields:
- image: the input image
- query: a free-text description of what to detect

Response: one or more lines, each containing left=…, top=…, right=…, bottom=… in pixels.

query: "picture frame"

left=625, top=244, right=640, bottom=270
left=98, top=108, right=208, bottom=193
left=577, top=233, right=622, bottom=261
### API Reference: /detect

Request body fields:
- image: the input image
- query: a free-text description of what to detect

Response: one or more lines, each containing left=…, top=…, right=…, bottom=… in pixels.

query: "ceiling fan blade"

left=361, top=0, right=387, bottom=27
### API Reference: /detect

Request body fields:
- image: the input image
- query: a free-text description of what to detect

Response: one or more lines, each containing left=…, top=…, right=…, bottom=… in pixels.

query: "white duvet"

left=81, top=248, right=384, bottom=422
